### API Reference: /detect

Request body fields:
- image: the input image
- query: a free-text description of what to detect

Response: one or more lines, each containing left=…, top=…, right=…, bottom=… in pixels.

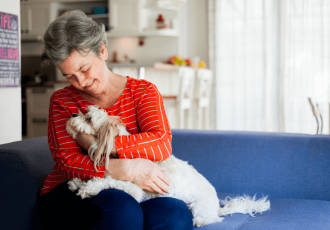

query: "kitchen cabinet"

left=25, top=82, right=70, bottom=139
left=27, top=117, right=49, bottom=139
left=20, top=2, right=55, bottom=36
left=20, top=0, right=107, bottom=39
left=55, top=0, right=109, bottom=28
left=20, top=0, right=51, bottom=2
left=26, top=87, right=54, bottom=139
left=26, top=87, right=54, bottom=117
left=109, top=0, right=140, bottom=34
left=20, top=0, right=184, bottom=39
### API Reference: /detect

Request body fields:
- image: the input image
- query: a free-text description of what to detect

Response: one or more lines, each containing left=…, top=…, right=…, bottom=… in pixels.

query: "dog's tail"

left=218, top=195, right=270, bottom=217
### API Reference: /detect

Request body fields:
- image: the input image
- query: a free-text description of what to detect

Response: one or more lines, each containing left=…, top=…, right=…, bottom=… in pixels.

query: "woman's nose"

left=75, top=73, right=89, bottom=87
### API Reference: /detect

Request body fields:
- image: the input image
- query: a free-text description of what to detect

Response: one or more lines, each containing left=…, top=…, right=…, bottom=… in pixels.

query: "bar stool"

left=194, top=68, right=213, bottom=130
left=160, top=67, right=195, bottom=129
left=176, top=67, right=195, bottom=129
left=143, top=67, right=195, bottom=129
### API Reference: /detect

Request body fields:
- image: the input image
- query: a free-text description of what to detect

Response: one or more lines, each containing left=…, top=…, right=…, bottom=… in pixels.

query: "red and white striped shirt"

left=41, top=76, right=172, bottom=195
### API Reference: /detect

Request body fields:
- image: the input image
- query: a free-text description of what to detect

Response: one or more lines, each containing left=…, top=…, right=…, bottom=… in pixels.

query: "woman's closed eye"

left=82, top=67, right=91, bottom=73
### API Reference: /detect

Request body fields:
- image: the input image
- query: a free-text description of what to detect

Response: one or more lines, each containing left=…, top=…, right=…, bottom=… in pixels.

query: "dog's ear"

left=66, top=118, right=78, bottom=139
left=91, top=121, right=108, bottom=172
left=109, top=116, right=125, bottom=127
left=66, top=111, right=83, bottom=139
left=91, top=120, right=116, bottom=173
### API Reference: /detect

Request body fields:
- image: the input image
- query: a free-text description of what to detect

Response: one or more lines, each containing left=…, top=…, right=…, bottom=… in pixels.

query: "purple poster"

left=0, top=12, right=19, bottom=87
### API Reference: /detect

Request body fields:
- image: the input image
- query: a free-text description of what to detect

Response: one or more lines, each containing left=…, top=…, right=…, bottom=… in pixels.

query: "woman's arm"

left=114, top=83, right=172, bottom=161
left=49, top=90, right=170, bottom=194
left=76, top=133, right=171, bottom=194
left=48, top=93, right=106, bottom=180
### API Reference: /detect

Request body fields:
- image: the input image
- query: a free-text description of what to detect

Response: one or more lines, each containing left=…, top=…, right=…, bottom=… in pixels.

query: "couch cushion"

left=196, top=193, right=330, bottom=230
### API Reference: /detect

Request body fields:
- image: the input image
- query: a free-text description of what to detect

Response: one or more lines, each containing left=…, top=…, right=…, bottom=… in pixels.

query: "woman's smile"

left=85, top=79, right=95, bottom=88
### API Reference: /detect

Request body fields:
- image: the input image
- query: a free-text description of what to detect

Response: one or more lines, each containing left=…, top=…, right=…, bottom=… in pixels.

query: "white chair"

left=143, top=67, right=195, bottom=129
left=111, top=67, right=139, bottom=79
left=194, top=68, right=213, bottom=130
left=175, top=67, right=195, bottom=129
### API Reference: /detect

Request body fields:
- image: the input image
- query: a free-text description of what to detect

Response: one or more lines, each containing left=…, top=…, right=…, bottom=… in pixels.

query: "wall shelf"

left=87, top=14, right=108, bottom=19
left=107, top=29, right=178, bottom=38
left=144, top=4, right=179, bottom=12
left=142, top=29, right=178, bottom=37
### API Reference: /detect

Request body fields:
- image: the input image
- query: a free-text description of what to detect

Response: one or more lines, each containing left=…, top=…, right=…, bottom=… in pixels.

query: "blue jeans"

left=40, top=181, right=193, bottom=230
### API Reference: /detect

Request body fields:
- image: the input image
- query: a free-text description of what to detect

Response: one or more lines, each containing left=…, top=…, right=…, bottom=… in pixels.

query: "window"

left=209, top=0, right=330, bottom=134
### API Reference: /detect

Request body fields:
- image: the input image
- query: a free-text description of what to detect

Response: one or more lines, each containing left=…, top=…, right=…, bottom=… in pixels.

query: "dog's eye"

left=72, top=114, right=78, bottom=117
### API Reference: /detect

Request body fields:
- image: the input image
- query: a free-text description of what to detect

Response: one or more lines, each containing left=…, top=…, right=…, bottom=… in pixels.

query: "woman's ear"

left=100, top=42, right=108, bottom=61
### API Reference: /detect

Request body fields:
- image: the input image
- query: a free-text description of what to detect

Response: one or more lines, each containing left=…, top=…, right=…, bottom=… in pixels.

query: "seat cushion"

left=196, top=193, right=330, bottom=230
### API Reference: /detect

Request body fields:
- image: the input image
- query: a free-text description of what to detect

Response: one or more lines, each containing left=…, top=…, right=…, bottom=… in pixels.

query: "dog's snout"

left=85, top=117, right=92, bottom=122
left=72, top=114, right=78, bottom=117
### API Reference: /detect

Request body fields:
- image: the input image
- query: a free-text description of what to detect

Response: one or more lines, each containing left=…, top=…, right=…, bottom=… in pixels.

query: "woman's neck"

left=80, top=72, right=128, bottom=109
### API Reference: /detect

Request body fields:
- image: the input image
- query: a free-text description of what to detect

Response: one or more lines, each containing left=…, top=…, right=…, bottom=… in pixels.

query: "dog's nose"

left=85, top=117, right=91, bottom=122
left=72, top=114, right=78, bottom=117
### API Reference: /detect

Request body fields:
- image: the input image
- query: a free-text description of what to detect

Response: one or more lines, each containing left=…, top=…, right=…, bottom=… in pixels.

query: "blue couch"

left=1, top=129, right=330, bottom=229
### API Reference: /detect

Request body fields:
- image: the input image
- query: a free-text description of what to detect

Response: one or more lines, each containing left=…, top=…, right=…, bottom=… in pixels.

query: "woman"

left=39, top=10, right=193, bottom=230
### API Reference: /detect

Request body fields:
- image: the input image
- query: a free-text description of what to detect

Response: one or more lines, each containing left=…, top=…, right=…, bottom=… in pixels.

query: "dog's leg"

left=188, top=194, right=224, bottom=227
left=67, top=178, right=84, bottom=192
left=74, top=176, right=146, bottom=202
left=156, top=156, right=223, bottom=227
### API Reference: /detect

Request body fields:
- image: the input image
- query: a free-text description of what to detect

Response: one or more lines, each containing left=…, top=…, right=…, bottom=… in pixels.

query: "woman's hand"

left=126, top=158, right=171, bottom=195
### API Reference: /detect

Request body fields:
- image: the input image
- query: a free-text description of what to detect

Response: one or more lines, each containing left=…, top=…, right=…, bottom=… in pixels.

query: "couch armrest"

left=171, top=129, right=330, bottom=201
left=0, top=137, right=54, bottom=230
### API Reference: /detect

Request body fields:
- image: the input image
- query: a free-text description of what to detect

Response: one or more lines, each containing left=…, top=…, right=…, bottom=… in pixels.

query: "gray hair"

left=41, top=10, right=108, bottom=66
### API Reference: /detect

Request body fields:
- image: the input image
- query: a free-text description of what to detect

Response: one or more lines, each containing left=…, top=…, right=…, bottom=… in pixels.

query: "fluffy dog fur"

left=66, top=105, right=270, bottom=227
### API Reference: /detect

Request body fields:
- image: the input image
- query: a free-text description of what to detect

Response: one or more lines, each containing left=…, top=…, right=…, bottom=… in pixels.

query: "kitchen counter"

left=106, top=62, right=154, bottom=69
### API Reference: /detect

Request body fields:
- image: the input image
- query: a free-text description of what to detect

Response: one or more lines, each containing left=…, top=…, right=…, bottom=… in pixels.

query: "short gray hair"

left=41, top=10, right=108, bottom=66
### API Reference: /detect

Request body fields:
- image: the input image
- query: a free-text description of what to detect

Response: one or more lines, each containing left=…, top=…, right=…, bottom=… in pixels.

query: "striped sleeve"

left=48, top=92, right=106, bottom=180
left=115, top=84, right=172, bottom=161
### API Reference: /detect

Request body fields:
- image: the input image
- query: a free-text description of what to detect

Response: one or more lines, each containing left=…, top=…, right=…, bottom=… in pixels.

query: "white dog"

left=66, top=105, right=270, bottom=227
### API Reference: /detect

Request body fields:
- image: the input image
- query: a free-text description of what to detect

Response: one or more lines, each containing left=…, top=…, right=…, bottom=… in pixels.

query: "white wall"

left=0, top=0, right=22, bottom=145
left=186, top=0, right=208, bottom=66
left=105, top=0, right=209, bottom=66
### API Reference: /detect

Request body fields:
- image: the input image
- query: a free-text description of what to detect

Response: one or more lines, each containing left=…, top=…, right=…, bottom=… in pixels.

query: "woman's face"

left=57, top=43, right=109, bottom=97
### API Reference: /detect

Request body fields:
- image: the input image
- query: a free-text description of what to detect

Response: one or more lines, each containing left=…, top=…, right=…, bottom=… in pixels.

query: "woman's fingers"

left=157, top=171, right=171, bottom=186
left=152, top=175, right=170, bottom=194
left=129, top=158, right=172, bottom=194
left=147, top=180, right=165, bottom=195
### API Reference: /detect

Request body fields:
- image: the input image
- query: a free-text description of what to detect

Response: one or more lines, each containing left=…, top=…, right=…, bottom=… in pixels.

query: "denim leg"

left=89, top=188, right=144, bottom=230
left=39, top=181, right=143, bottom=230
left=141, top=197, right=193, bottom=230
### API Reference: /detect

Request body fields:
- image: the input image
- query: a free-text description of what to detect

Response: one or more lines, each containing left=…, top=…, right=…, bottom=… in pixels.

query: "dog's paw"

left=68, top=178, right=83, bottom=192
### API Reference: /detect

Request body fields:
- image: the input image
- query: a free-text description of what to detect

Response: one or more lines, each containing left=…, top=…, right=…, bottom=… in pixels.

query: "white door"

left=109, top=0, right=140, bottom=33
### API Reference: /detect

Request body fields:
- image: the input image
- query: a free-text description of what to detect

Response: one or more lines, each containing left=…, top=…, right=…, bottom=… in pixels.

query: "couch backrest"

left=171, top=129, right=330, bottom=201
left=0, top=136, right=53, bottom=230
